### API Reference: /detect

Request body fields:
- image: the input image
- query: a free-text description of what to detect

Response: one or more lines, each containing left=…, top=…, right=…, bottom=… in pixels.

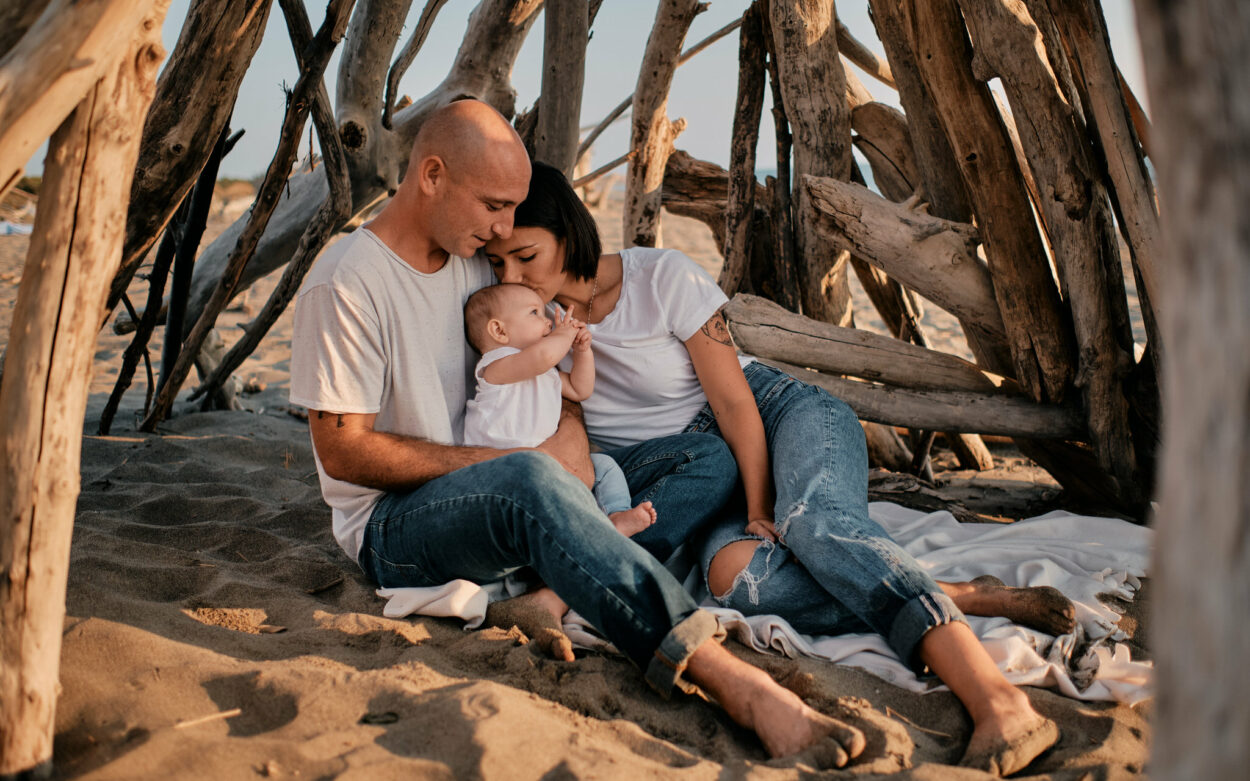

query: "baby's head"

left=464, top=283, right=552, bottom=354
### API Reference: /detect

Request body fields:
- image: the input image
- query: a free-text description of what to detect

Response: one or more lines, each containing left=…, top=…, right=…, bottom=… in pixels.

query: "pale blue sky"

left=27, top=0, right=1146, bottom=179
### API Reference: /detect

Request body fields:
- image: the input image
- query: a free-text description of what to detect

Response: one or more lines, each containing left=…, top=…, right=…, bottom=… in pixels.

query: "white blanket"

left=378, top=502, right=1153, bottom=705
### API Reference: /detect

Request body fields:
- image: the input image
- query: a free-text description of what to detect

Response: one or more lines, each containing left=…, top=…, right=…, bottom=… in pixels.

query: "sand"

left=0, top=183, right=1152, bottom=779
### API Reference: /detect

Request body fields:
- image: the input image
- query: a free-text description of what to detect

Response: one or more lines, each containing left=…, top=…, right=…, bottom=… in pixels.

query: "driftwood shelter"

left=0, top=0, right=1246, bottom=776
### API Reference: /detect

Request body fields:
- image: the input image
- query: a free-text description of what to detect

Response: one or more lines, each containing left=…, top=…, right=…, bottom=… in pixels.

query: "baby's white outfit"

left=463, top=347, right=633, bottom=515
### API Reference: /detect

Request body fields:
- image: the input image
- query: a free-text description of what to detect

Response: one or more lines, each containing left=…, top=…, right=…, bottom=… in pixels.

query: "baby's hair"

left=464, top=283, right=529, bottom=354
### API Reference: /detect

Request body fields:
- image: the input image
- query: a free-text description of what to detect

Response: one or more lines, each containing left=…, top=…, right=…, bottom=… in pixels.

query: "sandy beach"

left=0, top=183, right=1152, bottom=779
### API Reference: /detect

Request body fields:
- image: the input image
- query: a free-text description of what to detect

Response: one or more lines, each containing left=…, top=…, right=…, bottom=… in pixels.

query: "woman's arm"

left=685, top=310, right=777, bottom=538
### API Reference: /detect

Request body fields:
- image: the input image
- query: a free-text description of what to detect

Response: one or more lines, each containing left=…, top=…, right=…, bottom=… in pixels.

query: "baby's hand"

left=550, top=304, right=583, bottom=342
left=745, top=518, right=778, bottom=541
left=571, top=325, right=592, bottom=352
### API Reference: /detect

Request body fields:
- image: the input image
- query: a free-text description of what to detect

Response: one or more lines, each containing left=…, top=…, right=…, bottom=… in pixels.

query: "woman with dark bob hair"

left=484, top=160, right=1071, bottom=776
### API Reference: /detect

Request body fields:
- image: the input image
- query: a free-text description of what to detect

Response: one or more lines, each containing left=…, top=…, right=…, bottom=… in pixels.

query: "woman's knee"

left=707, top=539, right=763, bottom=598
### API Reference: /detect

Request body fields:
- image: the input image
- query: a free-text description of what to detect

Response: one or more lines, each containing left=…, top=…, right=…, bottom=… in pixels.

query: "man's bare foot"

left=609, top=501, right=656, bottom=537
left=945, top=575, right=1076, bottom=636
left=959, top=711, right=1060, bottom=776
left=483, top=588, right=574, bottom=661
left=687, top=642, right=866, bottom=768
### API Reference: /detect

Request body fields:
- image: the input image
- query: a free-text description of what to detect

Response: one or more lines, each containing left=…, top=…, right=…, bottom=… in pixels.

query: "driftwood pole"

left=0, top=0, right=161, bottom=202
left=721, top=1, right=766, bottom=297
left=0, top=3, right=166, bottom=774
left=105, top=0, right=273, bottom=320
left=768, top=0, right=855, bottom=327
left=533, top=0, right=588, bottom=175
left=1137, top=0, right=1250, bottom=776
left=623, top=0, right=704, bottom=248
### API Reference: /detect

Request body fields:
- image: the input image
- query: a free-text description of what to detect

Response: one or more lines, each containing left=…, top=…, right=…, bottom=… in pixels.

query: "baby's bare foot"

left=609, top=501, right=657, bottom=537
left=483, top=589, right=574, bottom=661
left=956, top=575, right=1076, bottom=636
left=960, top=713, right=1060, bottom=776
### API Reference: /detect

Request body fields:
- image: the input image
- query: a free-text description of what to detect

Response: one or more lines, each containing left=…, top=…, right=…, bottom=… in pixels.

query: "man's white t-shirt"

left=462, top=346, right=563, bottom=449
left=289, top=228, right=493, bottom=560
left=562, top=247, right=752, bottom=450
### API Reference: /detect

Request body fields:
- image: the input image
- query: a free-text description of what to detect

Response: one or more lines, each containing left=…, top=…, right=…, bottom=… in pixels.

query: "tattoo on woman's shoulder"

left=701, top=310, right=735, bottom=347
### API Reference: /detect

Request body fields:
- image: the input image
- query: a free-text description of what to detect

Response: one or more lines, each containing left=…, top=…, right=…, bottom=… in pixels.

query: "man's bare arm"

left=535, top=400, right=594, bottom=488
left=309, top=409, right=511, bottom=490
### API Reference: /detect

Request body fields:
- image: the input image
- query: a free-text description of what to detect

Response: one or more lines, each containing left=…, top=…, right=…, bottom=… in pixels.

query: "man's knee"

left=493, top=450, right=577, bottom=489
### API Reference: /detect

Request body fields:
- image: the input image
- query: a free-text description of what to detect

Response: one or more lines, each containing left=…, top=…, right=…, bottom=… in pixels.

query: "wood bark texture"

left=768, top=0, right=854, bottom=326
left=1136, top=0, right=1250, bottom=777
left=0, top=0, right=161, bottom=201
left=534, top=0, right=588, bottom=175
left=959, top=0, right=1140, bottom=504
left=721, top=1, right=766, bottom=297
left=902, top=0, right=1075, bottom=404
left=106, top=0, right=273, bottom=319
left=0, top=4, right=166, bottom=773
left=759, top=359, right=1082, bottom=438
left=727, top=294, right=1018, bottom=395
left=623, top=0, right=704, bottom=248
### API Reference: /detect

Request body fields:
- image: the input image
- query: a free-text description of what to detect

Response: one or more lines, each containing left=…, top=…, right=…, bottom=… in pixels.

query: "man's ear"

left=417, top=155, right=445, bottom=196
left=486, top=317, right=507, bottom=344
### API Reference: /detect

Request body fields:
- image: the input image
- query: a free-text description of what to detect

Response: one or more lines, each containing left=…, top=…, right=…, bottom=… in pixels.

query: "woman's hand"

left=745, top=518, right=778, bottom=541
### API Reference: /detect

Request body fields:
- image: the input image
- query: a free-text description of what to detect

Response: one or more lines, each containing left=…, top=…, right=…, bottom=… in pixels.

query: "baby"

left=463, top=283, right=656, bottom=537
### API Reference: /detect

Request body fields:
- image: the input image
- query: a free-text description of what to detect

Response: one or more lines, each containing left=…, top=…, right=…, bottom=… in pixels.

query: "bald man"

left=289, top=100, right=866, bottom=766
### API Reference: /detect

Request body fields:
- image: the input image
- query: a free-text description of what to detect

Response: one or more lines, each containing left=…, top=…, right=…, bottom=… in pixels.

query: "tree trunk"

left=901, top=0, right=1075, bottom=404
left=623, top=0, right=704, bottom=248
left=0, top=0, right=160, bottom=201
left=105, top=0, right=273, bottom=320
left=958, top=0, right=1141, bottom=505
left=758, top=359, right=1082, bottom=439
left=721, top=1, right=766, bottom=296
left=1137, top=0, right=1250, bottom=777
left=0, top=4, right=165, bottom=774
left=534, top=0, right=588, bottom=175
left=727, top=294, right=1017, bottom=395
left=768, top=0, right=854, bottom=326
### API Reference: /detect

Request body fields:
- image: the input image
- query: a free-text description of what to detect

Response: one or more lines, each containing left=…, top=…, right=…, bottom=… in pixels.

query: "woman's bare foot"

left=960, top=710, right=1060, bottom=776
left=609, top=501, right=656, bottom=537
left=483, top=587, right=574, bottom=661
left=943, top=575, right=1076, bottom=636
left=686, top=641, right=867, bottom=768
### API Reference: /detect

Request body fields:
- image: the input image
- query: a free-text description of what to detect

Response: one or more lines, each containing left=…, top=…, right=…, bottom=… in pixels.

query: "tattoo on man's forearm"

left=315, top=411, right=346, bottom=428
left=701, top=311, right=735, bottom=347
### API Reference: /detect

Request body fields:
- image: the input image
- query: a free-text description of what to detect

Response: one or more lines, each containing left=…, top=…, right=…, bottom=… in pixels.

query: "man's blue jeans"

left=687, top=362, right=966, bottom=672
left=357, top=443, right=732, bottom=694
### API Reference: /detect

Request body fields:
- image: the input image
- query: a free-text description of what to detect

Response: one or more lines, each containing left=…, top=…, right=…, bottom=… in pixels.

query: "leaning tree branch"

left=191, top=0, right=354, bottom=406
left=382, top=0, right=450, bottom=130
left=140, top=0, right=355, bottom=431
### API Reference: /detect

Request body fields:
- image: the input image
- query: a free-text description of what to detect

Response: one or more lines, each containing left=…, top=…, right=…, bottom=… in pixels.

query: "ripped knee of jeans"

left=707, top=539, right=775, bottom=605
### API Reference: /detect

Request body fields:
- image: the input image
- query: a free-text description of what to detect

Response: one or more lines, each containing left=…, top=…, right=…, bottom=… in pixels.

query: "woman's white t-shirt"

left=463, top=347, right=563, bottom=449
left=561, top=247, right=751, bottom=449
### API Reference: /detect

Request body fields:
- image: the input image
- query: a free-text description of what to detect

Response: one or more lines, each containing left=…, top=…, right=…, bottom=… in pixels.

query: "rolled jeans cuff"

left=644, top=608, right=725, bottom=698
left=889, top=591, right=967, bottom=674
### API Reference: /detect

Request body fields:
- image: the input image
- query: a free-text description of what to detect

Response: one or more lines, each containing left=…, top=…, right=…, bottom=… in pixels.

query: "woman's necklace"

left=585, top=270, right=599, bottom=323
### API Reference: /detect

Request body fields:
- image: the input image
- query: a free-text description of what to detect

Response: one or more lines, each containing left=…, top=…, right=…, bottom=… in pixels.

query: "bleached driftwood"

left=533, top=0, right=588, bottom=174
left=758, top=360, right=1082, bottom=440
left=803, top=177, right=1005, bottom=341
left=140, top=0, right=354, bottom=430
left=901, top=0, right=1075, bottom=404
left=726, top=294, right=1016, bottom=395
left=721, top=1, right=766, bottom=297
left=105, top=0, right=273, bottom=319
left=1138, top=1, right=1250, bottom=776
left=836, top=19, right=893, bottom=88
left=959, top=0, right=1141, bottom=503
left=0, top=0, right=161, bottom=201
left=851, top=102, right=920, bottom=203
left=382, top=0, right=451, bottom=131
left=190, top=0, right=354, bottom=406
left=623, top=0, right=703, bottom=248
left=0, top=6, right=165, bottom=774
left=768, top=0, right=854, bottom=326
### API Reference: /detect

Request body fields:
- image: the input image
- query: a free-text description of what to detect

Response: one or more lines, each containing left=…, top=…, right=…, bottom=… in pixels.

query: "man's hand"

left=536, top=399, right=594, bottom=488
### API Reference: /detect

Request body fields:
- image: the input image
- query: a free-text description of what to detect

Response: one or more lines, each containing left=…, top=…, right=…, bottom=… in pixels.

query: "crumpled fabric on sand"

left=377, top=502, right=1153, bottom=705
